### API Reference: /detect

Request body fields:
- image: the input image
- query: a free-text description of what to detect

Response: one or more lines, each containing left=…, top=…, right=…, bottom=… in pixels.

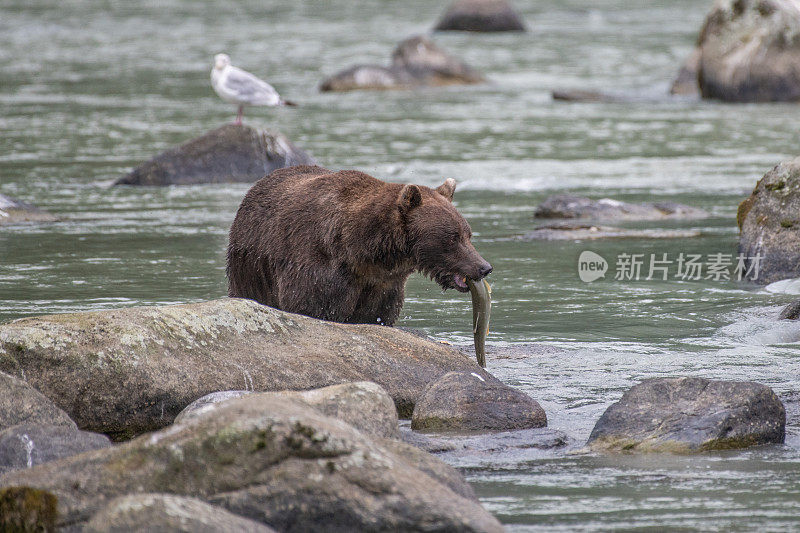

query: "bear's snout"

left=477, top=262, right=493, bottom=279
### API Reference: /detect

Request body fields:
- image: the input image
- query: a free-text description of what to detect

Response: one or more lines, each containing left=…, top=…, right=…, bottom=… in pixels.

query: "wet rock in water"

left=0, top=394, right=503, bottom=532
left=84, top=494, right=277, bottom=533
left=434, top=0, right=527, bottom=32
left=522, top=223, right=701, bottom=241
left=411, top=371, right=547, bottom=431
left=0, top=423, right=111, bottom=474
left=779, top=299, right=800, bottom=319
left=0, top=298, right=482, bottom=440
left=0, top=486, right=58, bottom=532
left=551, top=89, right=631, bottom=103
left=176, top=381, right=400, bottom=439
left=587, top=377, right=785, bottom=453
left=534, top=194, right=708, bottom=221
left=738, top=157, right=800, bottom=284
left=320, top=35, right=484, bottom=92
left=0, top=194, right=57, bottom=226
left=697, top=0, right=800, bottom=102
left=670, top=47, right=701, bottom=96
left=114, top=124, right=315, bottom=186
left=0, top=371, right=76, bottom=432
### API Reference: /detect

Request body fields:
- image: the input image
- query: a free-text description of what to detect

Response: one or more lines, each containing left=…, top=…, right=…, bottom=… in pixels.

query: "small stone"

left=411, top=371, right=547, bottom=431
left=0, top=194, right=57, bottom=226
left=779, top=299, right=800, bottom=320
left=0, top=423, right=111, bottom=474
left=434, top=0, right=527, bottom=32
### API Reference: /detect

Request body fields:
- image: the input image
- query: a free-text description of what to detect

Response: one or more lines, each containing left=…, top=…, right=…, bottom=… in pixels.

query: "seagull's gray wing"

left=224, top=66, right=282, bottom=106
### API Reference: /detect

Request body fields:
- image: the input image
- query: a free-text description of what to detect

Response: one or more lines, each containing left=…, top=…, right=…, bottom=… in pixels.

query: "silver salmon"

left=467, top=278, right=491, bottom=367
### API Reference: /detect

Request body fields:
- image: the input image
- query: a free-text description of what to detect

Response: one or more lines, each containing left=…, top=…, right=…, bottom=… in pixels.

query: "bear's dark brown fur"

left=227, top=165, right=491, bottom=326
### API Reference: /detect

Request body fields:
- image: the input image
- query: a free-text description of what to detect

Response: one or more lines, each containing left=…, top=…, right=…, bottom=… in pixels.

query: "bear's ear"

left=436, top=178, right=456, bottom=202
left=398, top=184, right=422, bottom=213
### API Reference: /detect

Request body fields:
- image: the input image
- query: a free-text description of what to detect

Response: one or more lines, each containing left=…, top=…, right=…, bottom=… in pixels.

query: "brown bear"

left=227, top=165, right=492, bottom=326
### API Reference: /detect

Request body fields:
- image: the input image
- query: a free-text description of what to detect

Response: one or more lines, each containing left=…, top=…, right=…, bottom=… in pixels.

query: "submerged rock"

left=0, top=371, right=76, bottom=432
left=697, top=0, right=800, bottom=102
left=320, top=35, right=484, bottom=92
left=534, top=194, right=708, bottom=221
left=0, top=194, right=57, bottom=226
left=779, top=299, right=800, bottom=319
left=587, top=377, right=785, bottom=453
left=176, top=382, right=400, bottom=439
left=0, top=423, right=111, bottom=474
left=411, top=371, right=546, bottom=431
left=0, top=298, right=484, bottom=439
left=0, top=486, right=58, bottom=532
left=84, top=494, right=278, bottom=533
left=0, top=394, right=503, bottom=532
left=115, top=124, right=315, bottom=186
left=522, top=223, right=701, bottom=241
left=738, top=157, right=800, bottom=284
left=434, top=0, right=527, bottom=32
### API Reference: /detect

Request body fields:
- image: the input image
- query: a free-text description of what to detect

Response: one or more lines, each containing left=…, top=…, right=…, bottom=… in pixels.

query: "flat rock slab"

left=0, top=194, right=57, bottom=226
left=0, top=394, right=503, bottom=532
left=697, top=0, right=800, bottom=102
left=522, top=223, right=701, bottom=241
left=0, top=298, right=483, bottom=440
left=0, top=371, right=76, bottom=432
left=411, top=371, right=547, bottom=431
left=0, top=423, right=111, bottom=474
left=534, top=194, right=708, bottom=221
left=434, top=0, right=527, bottom=32
left=320, top=35, right=483, bottom=92
left=670, top=47, right=702, bottom=96
left=176, top=381, right=400, bottom=439
left=84, top=494, right=278, bottom=533
left=115, top=124, right=315, bottom=186
left=738, top=157, right=800, bottom=284
left=587, top=377, right=785, bottom=453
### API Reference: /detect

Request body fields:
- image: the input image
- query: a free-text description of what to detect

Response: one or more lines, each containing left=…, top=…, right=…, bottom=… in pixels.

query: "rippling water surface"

left=2, top=0, right=800, bottom=530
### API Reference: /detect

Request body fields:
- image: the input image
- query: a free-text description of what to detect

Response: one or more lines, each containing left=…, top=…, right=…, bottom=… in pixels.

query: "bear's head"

left=399, top=178, right=492, bottom=292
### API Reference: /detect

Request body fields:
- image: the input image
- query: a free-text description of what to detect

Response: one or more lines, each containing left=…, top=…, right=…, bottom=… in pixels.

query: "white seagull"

left=211, top=53, right=295, bottom=125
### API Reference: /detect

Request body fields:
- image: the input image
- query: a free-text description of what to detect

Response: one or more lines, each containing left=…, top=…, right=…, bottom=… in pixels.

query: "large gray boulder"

left=0, top=371, right=76, bottom=431
left=176, top=381, right=400, bottom=439
left=411, top=371, right=546, bottom=431
left=0, top=394, right=503, bottom=532
left=0, top=298, right=486, bottom=439
left=320, top=35, right=484, bottom=92
left=115, top=124, right=315, bottom=186
left=587, top=377, right=785, bottom=453
left=738, top=158, right=800, bottom=284
left=0, top=194, right=57, bottom=226
left=534, top=194, right=708, bottom=221
left=434, top=0, right=527, bottom=32
left=84, top=494, right=278, bottom=533
left=0, top=423, right=111, bottom=474
left=696, top=0, right=800, bottom=102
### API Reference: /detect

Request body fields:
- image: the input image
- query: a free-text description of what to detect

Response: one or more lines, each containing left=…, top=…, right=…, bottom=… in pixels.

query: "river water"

left=2, top=0, right=800, bottom=530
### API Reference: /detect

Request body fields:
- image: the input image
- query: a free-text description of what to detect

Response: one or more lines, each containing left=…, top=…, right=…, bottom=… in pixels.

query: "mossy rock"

left=0, top=486, right=57, bottom=533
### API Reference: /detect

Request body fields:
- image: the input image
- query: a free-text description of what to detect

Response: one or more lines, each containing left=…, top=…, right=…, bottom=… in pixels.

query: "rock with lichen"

left=0, top=394, right=503, bottom=532
left=738, top=157, right=800, bottom=284
left=587, top=377, right=785, bottom=453
left=320, top=35, right=484, bottom=92
left=0, top=486, right=58, bottom=532
left=0, top=298, right=484, bottom=440
left=115, top=124, right=315, bottom=186
left=694, top=0, right=800, bottom=102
